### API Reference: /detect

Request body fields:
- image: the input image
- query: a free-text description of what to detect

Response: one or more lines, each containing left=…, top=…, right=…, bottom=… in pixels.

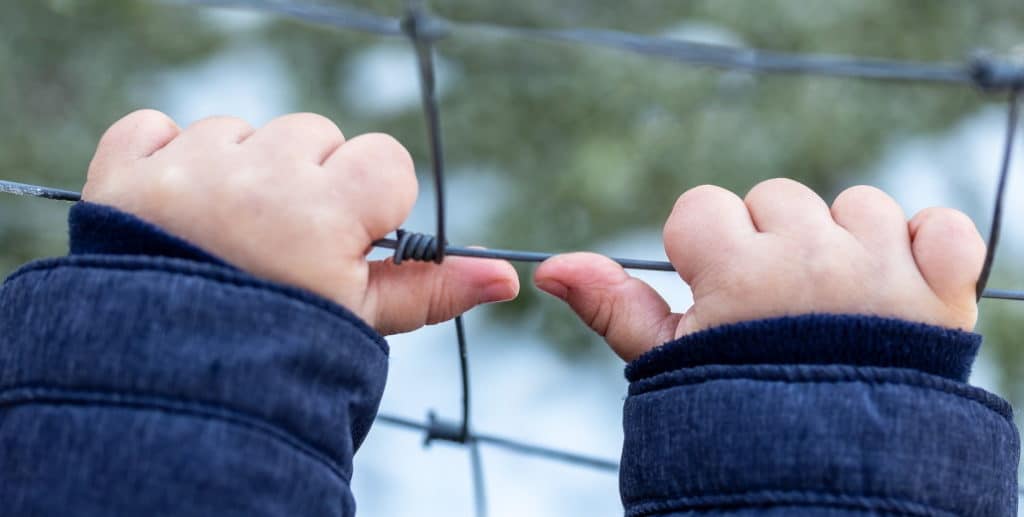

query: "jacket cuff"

left=620, top=316, right=1018, bottom=516
left=627, top=314, right=981, bottom=383
left=2, top=201, right=389, bottom=484
left=69, top=201, right=228, bottom=266
left=1, top=255, right=388, bottom=484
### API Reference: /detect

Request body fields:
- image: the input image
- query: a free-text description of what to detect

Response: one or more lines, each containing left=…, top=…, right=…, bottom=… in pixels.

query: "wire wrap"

left=392, top=230, right=445, bottom=264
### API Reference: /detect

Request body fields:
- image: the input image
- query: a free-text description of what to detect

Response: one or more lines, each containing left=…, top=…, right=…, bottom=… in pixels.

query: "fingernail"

left=535, top=279, right=568, bottom=300
left=478, top=280, right=515, bottom=304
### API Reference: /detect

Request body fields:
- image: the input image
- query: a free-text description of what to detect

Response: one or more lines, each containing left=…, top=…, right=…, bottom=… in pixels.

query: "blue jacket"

left=0, top=202, right=1018, bottom=516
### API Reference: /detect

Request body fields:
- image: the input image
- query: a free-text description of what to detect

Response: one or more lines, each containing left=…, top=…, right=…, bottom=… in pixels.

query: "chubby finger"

left=909, top=207, right=986, bottom=309
left=244, top=113, right=345, bottom=163
left=534, top=252, right=681, bottom=361
left=176, top=115, right=254, bottom=146
left=831, top=185, right=908, bottom=250
left=324, top=133, right=418, bottom=241
left=745, top=178, right=831, bottom=234
left=87, top=109, right=180, bottom=183
left=366, top=256, right=519, bottom=335
left=663, top=185, right=755, bottom=285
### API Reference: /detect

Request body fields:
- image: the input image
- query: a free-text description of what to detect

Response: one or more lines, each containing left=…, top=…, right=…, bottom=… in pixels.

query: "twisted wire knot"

left=393, top=229, right=445, bottom=264
left=970, top=53, right=1024, bottom=91
left=423, top=410, right=469, bottom=446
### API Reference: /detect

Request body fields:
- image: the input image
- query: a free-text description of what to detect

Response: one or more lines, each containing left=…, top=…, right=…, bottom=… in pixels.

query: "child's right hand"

left=535, top=179, right=986, bottom=361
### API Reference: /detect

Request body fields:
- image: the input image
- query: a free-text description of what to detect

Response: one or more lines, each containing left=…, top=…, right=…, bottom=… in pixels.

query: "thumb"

left=534, top=252, right=681, bottom=361
left=365, top=256, right=519, bottom=335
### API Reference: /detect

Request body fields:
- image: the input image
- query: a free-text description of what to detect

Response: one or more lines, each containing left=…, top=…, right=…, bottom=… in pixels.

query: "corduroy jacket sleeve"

left=0, top=202, right=388, bottom=516
left=620, top=315, right=1019, bottom=516
left=1, top=202, right=1018, bottom=516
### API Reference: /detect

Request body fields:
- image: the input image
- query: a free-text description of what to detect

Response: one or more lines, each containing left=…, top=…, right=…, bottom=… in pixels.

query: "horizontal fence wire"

left=165, top=0, right=1024, bottom=89
left=375, top=413, right=618, bottom=471
left=2, top=1, right=1024, bottom=516
left=4, top=178, right=1021, bottom=299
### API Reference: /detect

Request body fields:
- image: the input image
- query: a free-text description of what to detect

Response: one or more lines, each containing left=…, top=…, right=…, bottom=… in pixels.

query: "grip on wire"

left=392, top=229, right=445, bottom=264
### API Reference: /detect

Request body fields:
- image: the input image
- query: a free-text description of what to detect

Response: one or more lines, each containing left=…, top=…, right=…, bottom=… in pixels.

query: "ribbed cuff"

left=626, top=314, right=981, bottom=383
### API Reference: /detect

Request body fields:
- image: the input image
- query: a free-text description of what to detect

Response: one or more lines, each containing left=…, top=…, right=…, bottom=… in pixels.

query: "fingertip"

left=480, top=274, right=519, bottom=304
left=534, top=252, right=629, bottom=293
left=448, top=255, right=520, bottom=304
left=743, top=177, right=830, bottom=234
left=327, top=133, right=418, bottom=240
left=536, top=252, right=679, bottom=360
left=183, top=115, right=254, bottom=144
left=489, top=259, right=521, bottom=300
left=90, top=110, right=180, bottom=175
left=830, top=185, right=907, bottom=248
left=85, top=110, right=180, bottom=198
left=353, top=133, right=414, bottom=173
left=663, top=185, right=752, bottom=283
left=909, top=207, right=986, bottom=302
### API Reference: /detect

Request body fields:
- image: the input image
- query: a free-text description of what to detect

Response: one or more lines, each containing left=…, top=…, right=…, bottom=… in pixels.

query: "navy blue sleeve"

left=1, top=202, right=388, bottom=516
left=620, top=315, right=1019, bottom=516
left=2, top=202, right=1018, bottom=516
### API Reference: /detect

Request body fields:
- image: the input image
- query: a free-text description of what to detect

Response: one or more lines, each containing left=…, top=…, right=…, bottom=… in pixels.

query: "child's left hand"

left=82, top=110, right=519, bottom=335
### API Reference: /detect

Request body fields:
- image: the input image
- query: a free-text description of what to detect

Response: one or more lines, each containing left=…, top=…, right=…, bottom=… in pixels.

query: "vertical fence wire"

left=403, top=1, right=486, bottom=515
left=977, top=87, right=1021, bottom=299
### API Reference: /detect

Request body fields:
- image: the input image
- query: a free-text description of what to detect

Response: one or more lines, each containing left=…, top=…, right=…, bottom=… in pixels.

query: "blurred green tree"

left=1, top=0, right=1022, bottom=392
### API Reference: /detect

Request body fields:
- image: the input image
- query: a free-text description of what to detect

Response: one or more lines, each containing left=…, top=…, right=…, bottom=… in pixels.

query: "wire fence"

left=1, top=1, right=1023, bottom=515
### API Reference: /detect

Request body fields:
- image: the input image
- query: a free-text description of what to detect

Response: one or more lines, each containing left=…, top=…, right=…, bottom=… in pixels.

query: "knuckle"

left=345, top=133, right=416, bottom=187
left=672, top=184, right=728, bottom=211
left=425, top=267, right=457, bottom=325
left=666, top=185, right=730, bottom=230
left=363, top=132, right=414, bottom=169
left=830, top=185, right=899, bottom=223
left=583, top=294, right=615, bottom=338
left=747, top=177, right=802, bottom=199
left=745, top=178, right=829, bottom=220
left=944, top=212, right=984, bottom=247
left=121, top=109, right=175, bottom=130
left=98, top=109, right=174, bottom=147
left=745, top=177, right=817, bottom=207
left=917, top=207, right=980, bottom=239
left=279, top=112, right=342, bottom=135
left=936, top=207, right=975, bottom=228
left=834, top=184, right=885, bottom=205
left=188, top=115, right=251, bottom=133
left=832, top=185, right=893, bottom=211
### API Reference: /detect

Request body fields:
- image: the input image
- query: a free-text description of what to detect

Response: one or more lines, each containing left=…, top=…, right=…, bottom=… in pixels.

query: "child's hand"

left=82, top=110, right=519, bottom=335
left=535, top=179, right=985, bottom=361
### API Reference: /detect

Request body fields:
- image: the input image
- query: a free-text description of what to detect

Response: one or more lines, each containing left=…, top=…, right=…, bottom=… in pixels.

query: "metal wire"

left=976, top=88, right=1021, bottom=300
left=2, top=179, right=1022, bottom=298
left=167, top=0, right=405, bottom=36
left=3, top=2, right=1024, bottom=515
left=0, top=180, right=82, bottom=201
left=375, top=413, right=618, bottom=471
left=468, top=441, right=487, bottom=517
left=402, top=1, right=484, bottom=514
left=168, top=0, right=1024, bottom=88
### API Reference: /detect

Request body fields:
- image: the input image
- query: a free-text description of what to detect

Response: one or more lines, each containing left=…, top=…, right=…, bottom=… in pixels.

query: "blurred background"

left=2, top=1, right=1023, bottom=515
